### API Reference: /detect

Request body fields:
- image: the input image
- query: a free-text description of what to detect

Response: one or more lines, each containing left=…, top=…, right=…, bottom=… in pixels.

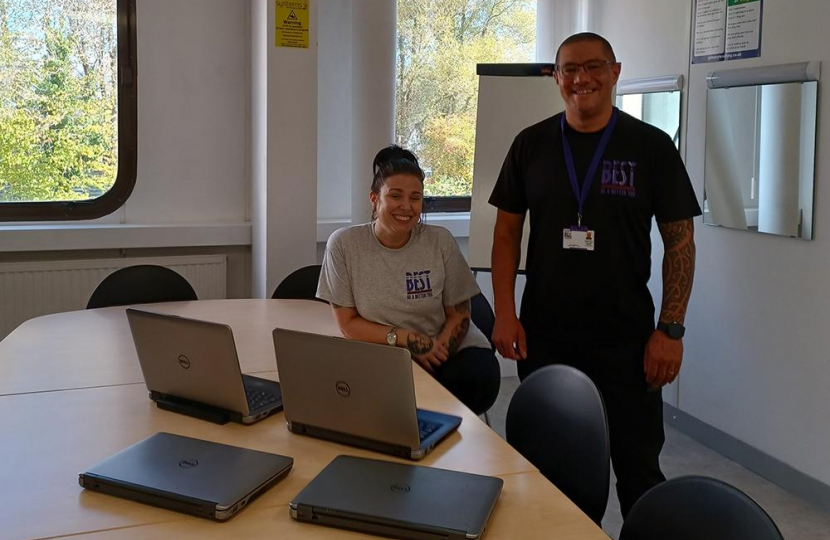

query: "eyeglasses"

left=556, top=60, right=616, bottom=78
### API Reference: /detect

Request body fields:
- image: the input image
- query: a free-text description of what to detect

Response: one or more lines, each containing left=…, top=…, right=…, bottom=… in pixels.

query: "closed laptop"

left=273, top=328, right=461, bottom=460
left=290, top=455, right=503, bottom=540
left=79, top=432, right=294, bottom=520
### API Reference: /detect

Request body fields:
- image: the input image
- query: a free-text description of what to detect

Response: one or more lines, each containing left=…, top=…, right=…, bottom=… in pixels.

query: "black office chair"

left=271, top=264, right=327, bottom=303
left=470, top=292, right=496, bottom=349
left=86, top=265, right=198, bottom=309
left=620, top=476, right=784, bottom=540
left=505, top=365, right=610, bottom=524
left=467, top=292, right=500, bottom=422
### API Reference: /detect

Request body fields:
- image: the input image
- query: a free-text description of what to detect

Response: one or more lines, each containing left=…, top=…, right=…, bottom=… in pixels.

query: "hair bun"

left=373, top=144, right=418, bottom=174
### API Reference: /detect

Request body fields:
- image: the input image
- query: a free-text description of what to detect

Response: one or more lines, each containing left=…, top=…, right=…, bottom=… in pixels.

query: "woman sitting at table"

left=316, top=145, right=500, bottom=415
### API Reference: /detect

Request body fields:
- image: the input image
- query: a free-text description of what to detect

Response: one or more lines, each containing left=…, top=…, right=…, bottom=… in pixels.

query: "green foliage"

left=0, top=0, right=117, bottom=203
left=396, top=0, right=535, bottom=197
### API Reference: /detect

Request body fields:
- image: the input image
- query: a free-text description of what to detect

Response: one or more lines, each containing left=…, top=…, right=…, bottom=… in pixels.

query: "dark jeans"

left=519, top=335, right=666, bottom=517
left=433, top=346, right=501, bottom=415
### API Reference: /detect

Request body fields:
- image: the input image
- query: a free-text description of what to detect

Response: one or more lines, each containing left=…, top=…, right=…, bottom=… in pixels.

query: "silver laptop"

left=272, top=328, right=462, bottom=460
left=290, top=455, right=502, bottom=539
left=80, top=432, right=293, bottom=521
left=127, top=308, right=283, bottom=424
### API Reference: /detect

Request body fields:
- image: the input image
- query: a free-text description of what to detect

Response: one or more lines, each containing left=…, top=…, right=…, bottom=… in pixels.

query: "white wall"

left=129, top=0, right=251, bottom=224
left=318, top=0, right=353, bottom=221
left=684, top=0, right=830, bottom=485
left=590, top=0, right=830, bottom=485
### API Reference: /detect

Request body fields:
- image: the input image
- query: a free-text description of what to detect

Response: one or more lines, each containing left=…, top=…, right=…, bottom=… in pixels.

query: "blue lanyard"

left=560, top=107, right=619, bottom=227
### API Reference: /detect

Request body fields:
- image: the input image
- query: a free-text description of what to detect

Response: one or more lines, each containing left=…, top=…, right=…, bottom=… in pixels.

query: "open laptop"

left=290, top=455, right=502, bottom=539
left=126, top=308, right=283, bottom=424
left=272, top=328, right=462, bottom=460
left=80, top=432, right=293, bottom=521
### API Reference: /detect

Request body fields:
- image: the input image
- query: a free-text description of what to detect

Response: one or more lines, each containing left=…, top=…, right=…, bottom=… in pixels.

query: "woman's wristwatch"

left=386, top=326, right=398, bottom=346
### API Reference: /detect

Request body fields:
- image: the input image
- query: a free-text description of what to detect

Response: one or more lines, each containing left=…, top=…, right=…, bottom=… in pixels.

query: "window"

left=396, top=0, right=536, bottom=212
left=0, top=0, right=136, bottom=221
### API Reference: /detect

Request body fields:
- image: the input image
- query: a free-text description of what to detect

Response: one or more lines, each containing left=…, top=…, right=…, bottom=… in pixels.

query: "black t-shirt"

left=489, top=109, right=702, bottom=342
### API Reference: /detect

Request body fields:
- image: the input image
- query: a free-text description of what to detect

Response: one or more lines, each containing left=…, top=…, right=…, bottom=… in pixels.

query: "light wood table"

left=0, top=300, right=608, bottom=540
left=0, top=299, right=340, bottom=396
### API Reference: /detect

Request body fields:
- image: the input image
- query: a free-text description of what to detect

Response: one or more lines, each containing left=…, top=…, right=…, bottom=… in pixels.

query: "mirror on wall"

left=615, top=91, right=682, bottom=147
left=615, top=75, right=683, bottom=147
left=703, top=69, right=819, bottom=240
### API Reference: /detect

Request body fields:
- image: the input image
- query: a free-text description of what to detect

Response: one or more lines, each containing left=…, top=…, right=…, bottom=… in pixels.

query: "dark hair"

left=555, top=32, right=617, bottom=65
left=371, top=145, right=425, bottom=195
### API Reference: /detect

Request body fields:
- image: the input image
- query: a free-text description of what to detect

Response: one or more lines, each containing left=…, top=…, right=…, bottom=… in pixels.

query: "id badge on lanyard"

left=560, top=108, right=618, bottom=252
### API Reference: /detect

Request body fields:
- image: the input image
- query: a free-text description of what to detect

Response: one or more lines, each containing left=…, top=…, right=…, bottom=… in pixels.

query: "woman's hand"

left=405, top=331, right=448, bottom=374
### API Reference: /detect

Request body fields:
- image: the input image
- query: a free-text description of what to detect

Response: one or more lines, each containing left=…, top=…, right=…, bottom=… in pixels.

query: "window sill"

left=0, top=214, right=471, bottom=253
left=316, top=213, right=471, bottom=242
left=0, top=223, right=252, bottom=253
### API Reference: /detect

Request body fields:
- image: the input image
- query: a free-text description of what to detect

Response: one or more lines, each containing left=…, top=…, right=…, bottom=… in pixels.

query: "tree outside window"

left=396, top=0, right=536, bottom=202
left=0, top=0, right=120, bottom=205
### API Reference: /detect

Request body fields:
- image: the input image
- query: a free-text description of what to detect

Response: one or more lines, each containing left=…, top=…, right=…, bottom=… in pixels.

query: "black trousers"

left=433, top=346, right=501, bottom=416
left=518, top=335, right=666, bottom=518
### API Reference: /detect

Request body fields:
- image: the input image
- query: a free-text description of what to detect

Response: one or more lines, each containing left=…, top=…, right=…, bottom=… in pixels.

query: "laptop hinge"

left=309, top=507, right=464, bottom=540
left=79, top=474, right=217, bottom=519
left=153, top=392, right=233, bottom=425
left=290, top=422, right=414, bottom=459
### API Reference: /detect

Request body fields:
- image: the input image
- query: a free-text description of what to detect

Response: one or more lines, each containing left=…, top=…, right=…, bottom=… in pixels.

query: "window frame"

left=423, top=196, right=471, bottom=213
left=0, top=0, right=138, bottom=222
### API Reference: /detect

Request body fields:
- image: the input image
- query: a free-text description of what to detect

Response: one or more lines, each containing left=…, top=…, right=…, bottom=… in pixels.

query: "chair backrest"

left=86, top=265, right=198, bottom=309
left=620, top=476, right=784, bottom=540
left=469, top=292, right=495, bottom=349
left=505, top=365, right=610, bottom=524
left=271, top=265, right=327, bottom=303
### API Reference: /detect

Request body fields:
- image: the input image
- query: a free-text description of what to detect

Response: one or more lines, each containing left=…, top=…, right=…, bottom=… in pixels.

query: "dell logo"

left=179, top=459, right=199, bottom=469
left=390, top=484, right=411, bottom=494
left=335, top=381, right=351, bottom=397
left=178, top=354, right=191, bottom=369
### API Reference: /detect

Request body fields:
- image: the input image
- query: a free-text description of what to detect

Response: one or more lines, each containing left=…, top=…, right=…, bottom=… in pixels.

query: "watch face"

left=658, top=322, right=685, bottom=339
left=667, top=323, right=685, bottom=339
left=387, top=331, right=397, bottom=346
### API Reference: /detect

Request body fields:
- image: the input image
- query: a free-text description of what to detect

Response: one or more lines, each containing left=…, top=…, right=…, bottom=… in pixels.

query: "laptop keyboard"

left=245, top=388, right=280, bottom=410
left=418, top=419, right=442, bottom=440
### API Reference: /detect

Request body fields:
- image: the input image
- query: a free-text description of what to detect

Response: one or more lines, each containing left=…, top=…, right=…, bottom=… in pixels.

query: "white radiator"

left=0, top=255, right=227, bottom=341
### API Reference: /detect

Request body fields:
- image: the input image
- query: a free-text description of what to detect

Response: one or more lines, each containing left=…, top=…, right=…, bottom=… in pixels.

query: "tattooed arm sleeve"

left=657, top=218, right=696, bottom=324
left=437, top=300, right=472, bottom=356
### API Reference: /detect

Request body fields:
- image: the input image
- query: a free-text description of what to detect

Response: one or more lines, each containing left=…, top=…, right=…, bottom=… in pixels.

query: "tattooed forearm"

left=447, top=318, right=470, bottom=355
left=657, top=219, right=696, bottom=324
left=443, top=300, right=471, bottom=355
left=407, top=332, right=434, bottom=355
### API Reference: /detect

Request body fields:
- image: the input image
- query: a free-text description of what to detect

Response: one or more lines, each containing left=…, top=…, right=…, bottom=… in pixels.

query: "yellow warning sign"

left=275, top=0, right=309, bottom=49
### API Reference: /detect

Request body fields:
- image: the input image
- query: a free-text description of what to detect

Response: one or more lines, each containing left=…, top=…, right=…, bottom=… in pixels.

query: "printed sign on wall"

left=693, top=0, right=763, bottom=64
left=275, top=0, right=309, bottom=49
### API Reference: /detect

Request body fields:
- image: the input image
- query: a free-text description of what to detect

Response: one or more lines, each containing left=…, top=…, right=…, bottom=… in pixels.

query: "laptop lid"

left=273, top=328, right=424, bottom=451
left=80, top=432, right=293, bottom=521
left=290, top=455, right=502, bottom=540
left=127, top=308, right=271, bottom=421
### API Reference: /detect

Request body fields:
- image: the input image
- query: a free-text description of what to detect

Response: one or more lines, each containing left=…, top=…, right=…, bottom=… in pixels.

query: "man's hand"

left=643, top=329, right=683, bottom=388
left=492, top=314, right=527, bottom=361
left=407, top=332, right=448, bottom=374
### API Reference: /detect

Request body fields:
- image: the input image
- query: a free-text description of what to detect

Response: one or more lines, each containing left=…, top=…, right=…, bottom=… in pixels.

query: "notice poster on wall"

left=692, top=0, right=763, bottom=64
left=275, top=0, right=309, bottom=48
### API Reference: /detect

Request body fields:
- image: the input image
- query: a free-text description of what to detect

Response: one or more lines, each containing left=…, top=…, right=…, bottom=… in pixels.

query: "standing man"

left=489, top=32, right=701, bottom=517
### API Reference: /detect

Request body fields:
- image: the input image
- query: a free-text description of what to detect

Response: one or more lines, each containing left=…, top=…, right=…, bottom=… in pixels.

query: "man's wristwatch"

left=386, top=326, right=398, bottom=346
left=657, top=321, right=685, bottom=340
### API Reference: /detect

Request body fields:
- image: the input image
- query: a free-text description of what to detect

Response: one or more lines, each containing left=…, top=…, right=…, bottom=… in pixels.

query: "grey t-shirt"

left=317, top=223, right=490, bottom=351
